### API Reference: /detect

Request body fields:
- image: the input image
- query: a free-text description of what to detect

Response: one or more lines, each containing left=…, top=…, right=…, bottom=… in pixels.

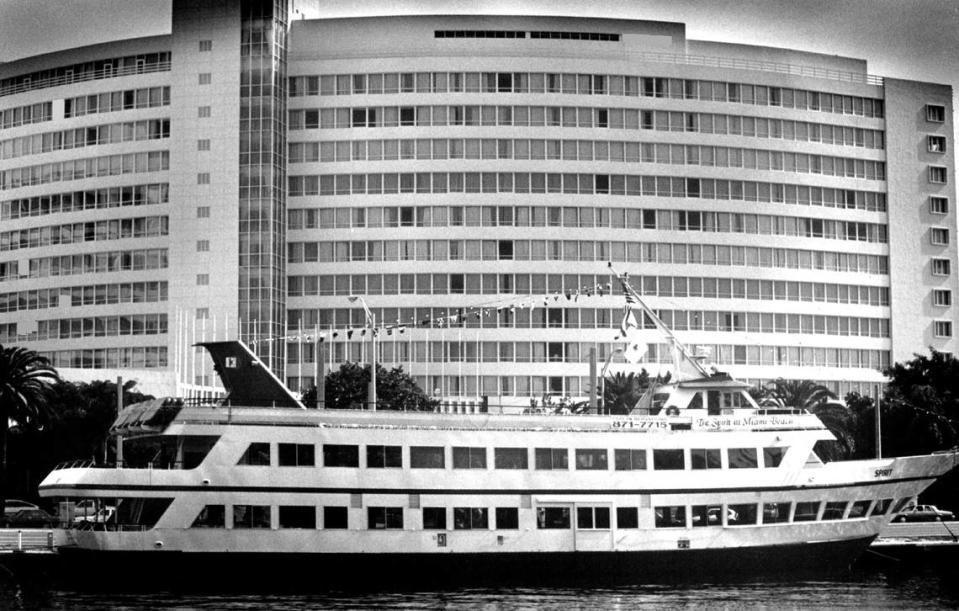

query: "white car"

left=3, top=499, right=39, bottom=516
left=72, top=502, right=116, bottom=523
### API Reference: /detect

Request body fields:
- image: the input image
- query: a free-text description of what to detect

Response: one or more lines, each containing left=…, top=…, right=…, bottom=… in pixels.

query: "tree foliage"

left=315, top=362, right=438, bottom=411
left=0, top=345, right=60, bottom=513
left=758, top=379, right=837, bottom=411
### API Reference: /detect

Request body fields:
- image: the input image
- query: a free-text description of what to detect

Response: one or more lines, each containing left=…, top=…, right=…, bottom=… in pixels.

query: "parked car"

left=5, top=508, right=56, bottom=528
left=893, top=504, right=955, bottom=522
left=3, top=499, right=39, bottom=516
left=74, top=506, right=116, bottom=525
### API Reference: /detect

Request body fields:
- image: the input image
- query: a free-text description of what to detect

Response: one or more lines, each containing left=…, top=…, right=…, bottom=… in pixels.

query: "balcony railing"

left=0, top=62, right=171, bottom=99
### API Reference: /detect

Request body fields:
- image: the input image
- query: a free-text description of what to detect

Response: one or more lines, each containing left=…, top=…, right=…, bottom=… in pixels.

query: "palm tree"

left=0, top=345, right=60, bottom=515
left=761, top=379, right=836, bottom=411
left=603, top=370, right=652, bottom=415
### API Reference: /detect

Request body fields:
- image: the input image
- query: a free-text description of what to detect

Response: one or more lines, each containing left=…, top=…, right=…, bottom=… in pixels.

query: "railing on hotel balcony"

left=0, top=61, right=172, bottom=98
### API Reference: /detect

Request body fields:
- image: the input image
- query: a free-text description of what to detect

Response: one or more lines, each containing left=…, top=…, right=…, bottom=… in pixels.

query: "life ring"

left=664, top=406, right=680, bottom=417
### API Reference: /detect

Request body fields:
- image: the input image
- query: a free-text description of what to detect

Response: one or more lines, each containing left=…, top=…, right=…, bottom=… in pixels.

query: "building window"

left=196, top=274, right=209, bottom=286
left=935, top=320, right=953, bottom=338
left=233, top=505, right=270, bottom=529
left=928, top=135, right=947, bottom=153
left=199, top=73, right=212, bottom=85
left=930, top=196, right=949, bottom=214
left=534, top=448, right=568, bottom=470
left=199, top=40, right=213, bottom=52
left=422, top=507, right=446, bottom=529
left=927, top=104, right=946, bottom=122
left=198, top=139, right=211, bottom=151
left=453, top=507, right=489, bottom=530
left=933, top=258, right=952, bottom=276
left=929, top=166, right=948, bottom=184
left=278, top=506, right=315, bottom=529
left=367, top=507, right=403, bottom=529
left=198, top=106, right=211, bottom=118
left=197, top=240, right=210, bottom=252
left=195, top=308, right=209, bottom=320
left=931, top=228, right=950, bottom=245
left=933, top=289, right=952, bottom=307
left=452, top=446, right=486, bottom=468
left=323, top=506, right=348, bottom=529
left=197, top=206, right=210, bottom=218
left=278, top=443, right=315, bottom=466
left=494, top=447, right=528, bottom=469
left=495, top=507, right=519, bottom=529
left=197, top=173, right=210, bottom=185
left=366, top=445, right=402, bottom=468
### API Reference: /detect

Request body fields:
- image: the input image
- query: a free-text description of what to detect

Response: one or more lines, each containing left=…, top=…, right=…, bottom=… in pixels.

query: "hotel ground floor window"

left=536, top=506, right=571, bottom=529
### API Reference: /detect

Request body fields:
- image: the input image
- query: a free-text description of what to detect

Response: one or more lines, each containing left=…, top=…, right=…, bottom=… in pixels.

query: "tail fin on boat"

left=198, top=341, right=305, bottom=409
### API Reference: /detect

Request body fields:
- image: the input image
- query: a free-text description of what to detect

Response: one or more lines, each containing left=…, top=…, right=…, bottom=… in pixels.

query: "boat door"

left=535, top=503, right=575, bottom=551
left=574, top=502, right=613, bottom=551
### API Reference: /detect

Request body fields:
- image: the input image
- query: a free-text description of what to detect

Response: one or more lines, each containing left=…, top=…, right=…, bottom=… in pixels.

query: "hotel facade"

left=0, top=1, right=956, bottom=407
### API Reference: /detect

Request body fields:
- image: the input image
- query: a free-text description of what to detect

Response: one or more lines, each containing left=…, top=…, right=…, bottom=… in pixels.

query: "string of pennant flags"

left=247, top=278, right=641, bottom=347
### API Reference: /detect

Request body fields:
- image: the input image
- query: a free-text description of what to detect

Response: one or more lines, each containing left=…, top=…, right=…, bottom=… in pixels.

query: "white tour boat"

left=37, top=273, right=959, bottom=586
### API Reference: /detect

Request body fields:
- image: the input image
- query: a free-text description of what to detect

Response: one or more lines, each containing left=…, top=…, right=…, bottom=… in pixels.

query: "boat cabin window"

left=233, top=505, right=271, bottom=529
left=728, top=503, right=758, bottom=525
left=368, top=507, right=403, bottom=529
left=821, top=501, right=848, bottom=520
left=763, top=447, right=787, bottom=468
left=410, top=446, right=445, bottom=468
left=614, top=449, right=647, bottom=470
left=494, top=447, right=529, bottom=469
left=238, top=442, right=271, bottom=466
left=727, top=448, right=758, bottom=469
left=279, top=506, right=316, bottom=529
left=651, top=393, right=669, bottom=412
left=762, top=502, right=791, bottom=524
left=691, top=448, right=721, bottom=470
left=323, top=506, right=348, bottom=529
left=422, top=507, right=446, bottom=529
left=891, top=497, right=913, bottom=515
left=794, top=501, right=820, bottom=522
left=575, top=449, right=608, bottom=470
left=123, top=435, right=219, bottom=469
left=278, top=443, right=315, bottom=467
left=191, top=504, right=225, bottom=528
left=722, top=392, right=749, bottom=409
left=654, top=505, right=686, bottom=528
left=535, top=448, right=568, bottom=470
left=848, top=500, right=871, bottom=519
left=686, top=393, right=703, bottom=410
left=691, top=504, right=724, bottom=527
left=870, top=499, right=892, bottom=516
left=454, top=507, right=489, bottom=530
left=323, top=444, right=359, bottom=467
left=536, top=507, right=571, bottom=529
left=577, top=507, right=610, bottom=529
left=653, top=449, right=685, bottom=470
left=495, top=507, right=519, bottom=529
left=616, top=507, right=639, bottom=529
left=367, top=445, right=402, bottom=468
left=452, top=446, right=486, bottom=469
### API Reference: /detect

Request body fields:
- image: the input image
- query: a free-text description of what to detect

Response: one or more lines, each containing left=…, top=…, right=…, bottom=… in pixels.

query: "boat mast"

left=607, top=262, right=711, bottom=379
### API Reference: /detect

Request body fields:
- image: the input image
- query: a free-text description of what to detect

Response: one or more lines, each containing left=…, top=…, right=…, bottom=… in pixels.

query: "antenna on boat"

left=607, top=262, right=711, bottom=379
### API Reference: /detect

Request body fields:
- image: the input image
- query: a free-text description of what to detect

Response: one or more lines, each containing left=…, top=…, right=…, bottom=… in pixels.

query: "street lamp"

left=599, top=348, right=623, bottom=415
left=348, top=295, right=376, bottom=411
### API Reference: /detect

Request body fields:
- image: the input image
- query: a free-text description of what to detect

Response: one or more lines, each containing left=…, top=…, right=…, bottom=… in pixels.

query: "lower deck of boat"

left=5, top=535, right=875, bottom=590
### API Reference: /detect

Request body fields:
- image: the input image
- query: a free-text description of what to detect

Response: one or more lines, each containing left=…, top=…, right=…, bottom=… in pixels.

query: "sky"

left=0, top=0, right=958, bottom=118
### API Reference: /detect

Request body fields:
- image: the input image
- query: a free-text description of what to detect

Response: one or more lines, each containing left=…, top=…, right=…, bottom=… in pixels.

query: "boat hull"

left=15, top=536, right=876, bottom=590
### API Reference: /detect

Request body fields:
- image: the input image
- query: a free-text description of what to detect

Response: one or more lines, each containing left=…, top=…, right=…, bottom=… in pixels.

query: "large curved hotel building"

left=0, top=1, right=956, bottom=408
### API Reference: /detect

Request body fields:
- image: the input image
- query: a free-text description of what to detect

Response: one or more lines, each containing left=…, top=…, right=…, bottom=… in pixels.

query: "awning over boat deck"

left=110, top=397, right=183, bottom=436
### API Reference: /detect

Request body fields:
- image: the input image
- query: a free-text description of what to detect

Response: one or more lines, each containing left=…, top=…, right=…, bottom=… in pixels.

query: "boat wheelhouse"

left=37, top=272, right=959, bottom=585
